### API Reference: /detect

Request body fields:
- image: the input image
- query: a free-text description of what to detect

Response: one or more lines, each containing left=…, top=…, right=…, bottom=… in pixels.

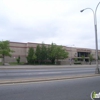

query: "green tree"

left=48, top=43, right=57, bottom=64
left=35, top=45, right=41, bottom=64
left=89, top=54, right=94, bottom=65
left=48, top=43, right=68, bottom=64
left=32, top=53, right=37, bottom=64
left=16, top=56, right=20, bottom=64
left=81, top=56, right=85, bottom=62
left=27, top=47, right=34, bottom=64
left=98, top=56, right=100, bottom=60
left=0, top=40, right=13, bottom=65
left=40, top=43, right=47, bottom=64
left=55, top=45, right=68, bottom=62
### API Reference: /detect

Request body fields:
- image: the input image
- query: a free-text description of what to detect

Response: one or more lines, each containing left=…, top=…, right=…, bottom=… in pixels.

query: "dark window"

left=78, top=52, right=90, bottom=57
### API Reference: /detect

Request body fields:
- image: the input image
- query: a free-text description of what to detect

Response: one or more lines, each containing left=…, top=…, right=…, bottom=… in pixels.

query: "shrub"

left=16, top=56, right=20, bottom=64
left=74, top=61, right=81, bottom=65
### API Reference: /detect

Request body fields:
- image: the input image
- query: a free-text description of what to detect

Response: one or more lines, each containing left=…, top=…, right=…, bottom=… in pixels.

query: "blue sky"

left=0, top=0, right=100, bottom=49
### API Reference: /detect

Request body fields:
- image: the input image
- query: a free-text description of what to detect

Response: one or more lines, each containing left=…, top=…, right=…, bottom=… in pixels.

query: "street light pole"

left=80, top=2, right=100, bottom=74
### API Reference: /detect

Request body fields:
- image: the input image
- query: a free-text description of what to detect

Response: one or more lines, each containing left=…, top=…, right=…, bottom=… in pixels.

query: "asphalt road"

left=0, top=76, right=100, bottom=100
left=0, top=67, right=96, bottom=80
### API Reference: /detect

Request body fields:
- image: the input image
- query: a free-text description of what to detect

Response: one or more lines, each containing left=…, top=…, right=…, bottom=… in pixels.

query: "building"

left=3, top=41, right=100, bottom=64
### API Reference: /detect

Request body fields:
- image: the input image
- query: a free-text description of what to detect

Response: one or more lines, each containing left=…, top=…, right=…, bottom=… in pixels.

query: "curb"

left=0, top=74, right=100, bottom=85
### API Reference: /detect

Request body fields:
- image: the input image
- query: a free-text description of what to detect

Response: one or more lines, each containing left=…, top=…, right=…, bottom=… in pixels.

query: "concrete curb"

left=0, top=74, right=100, bottom=84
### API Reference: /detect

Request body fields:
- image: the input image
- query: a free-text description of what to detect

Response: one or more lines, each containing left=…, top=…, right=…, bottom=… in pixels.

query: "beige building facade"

left=4, top=42, right=100, bottom=65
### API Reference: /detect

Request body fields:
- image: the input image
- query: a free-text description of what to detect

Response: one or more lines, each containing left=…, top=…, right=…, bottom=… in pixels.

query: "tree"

left=27, top=47, right=34, bottom=64
left=27, top=43, right=69, bottom=65
left=0, top=40, right=13, bottom=65
left=48, top=43, right=68, bottom=64
left=89, top=54, right=94, bottom=65
left=16, top=56, right=20, bottom=64
left=98, top=56, right=100, bottom=60
left=35, top=43, right=48, bottom=64
left=55, top=45, right=68, bottom=62
left=40, top=43, right=47, bottom=64
left=48, top=43, right=57, bottom=64
left=35, top=45, right=41, bottom=64
left=32, top=54, right=37, bottom=64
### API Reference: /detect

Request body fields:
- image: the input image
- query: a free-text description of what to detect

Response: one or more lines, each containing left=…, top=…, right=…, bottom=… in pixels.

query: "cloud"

left=0, top=0, right=100, bottom=49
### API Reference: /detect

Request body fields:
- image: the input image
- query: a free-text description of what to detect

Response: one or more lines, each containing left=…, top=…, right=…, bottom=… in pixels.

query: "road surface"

left=0, top=66, right=96, bottom=80
left=0, top=76, right=100, bottom=100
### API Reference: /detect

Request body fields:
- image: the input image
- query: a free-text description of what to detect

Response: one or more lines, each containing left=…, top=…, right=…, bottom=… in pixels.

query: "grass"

left=0, top=62, right=2, bottom=65
left=9, top=62, right=24, bottom=65
left=0, top=62, right=55, bottom=65
left=0, top=62, right=24, bottom=65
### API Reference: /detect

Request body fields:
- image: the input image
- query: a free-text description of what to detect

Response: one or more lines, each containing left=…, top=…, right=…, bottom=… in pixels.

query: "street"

left=0, top=76, right=100, bottom=100
left=0, top=65, right=97, bottom=80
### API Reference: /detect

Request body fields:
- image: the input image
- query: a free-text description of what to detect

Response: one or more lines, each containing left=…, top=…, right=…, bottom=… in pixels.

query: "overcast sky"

left=0, top=0, right=100, bottom=49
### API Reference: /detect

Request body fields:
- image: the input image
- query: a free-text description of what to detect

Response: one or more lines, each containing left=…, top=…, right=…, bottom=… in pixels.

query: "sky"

left=0, top=0, right=100, bottom=49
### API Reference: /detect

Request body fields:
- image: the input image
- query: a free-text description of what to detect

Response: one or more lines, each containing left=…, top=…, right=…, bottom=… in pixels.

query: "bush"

left=16, top=56, right=20, bottom=64
left=74, top=61, right=81, bottom=65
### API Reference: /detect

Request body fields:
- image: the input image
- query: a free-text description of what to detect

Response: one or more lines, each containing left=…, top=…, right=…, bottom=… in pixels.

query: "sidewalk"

left=0, top=64, right=98, bottom=69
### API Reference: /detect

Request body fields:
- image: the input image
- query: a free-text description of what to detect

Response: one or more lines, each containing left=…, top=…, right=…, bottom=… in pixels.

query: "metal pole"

left=94, top=2, right=100, bottom=74
left=70, top=47, right=72, bottom=65
left=95, top=23, right=99, bottom=73
left=80, top=2, right=100, bottom=74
